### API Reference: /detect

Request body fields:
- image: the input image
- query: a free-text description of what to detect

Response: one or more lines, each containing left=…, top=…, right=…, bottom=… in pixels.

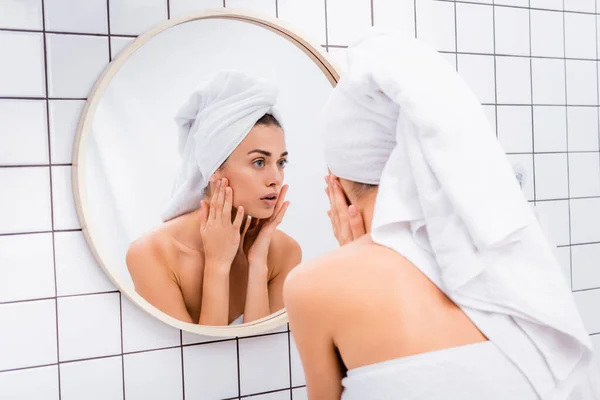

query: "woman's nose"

left=267, top=166, right=283, bottom=187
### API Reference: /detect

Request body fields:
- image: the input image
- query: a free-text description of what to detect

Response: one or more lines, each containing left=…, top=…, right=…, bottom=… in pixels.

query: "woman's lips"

left=261, top=197, right=278, bottom=206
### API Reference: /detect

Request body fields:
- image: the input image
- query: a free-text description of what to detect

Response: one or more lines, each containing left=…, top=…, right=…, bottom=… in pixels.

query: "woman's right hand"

left=326, top=174, right=366, bottom=246
left=199, top=178, right=245, bottom=271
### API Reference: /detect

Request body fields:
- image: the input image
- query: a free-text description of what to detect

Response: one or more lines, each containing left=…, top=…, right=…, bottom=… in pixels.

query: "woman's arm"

left=199, top=261, right=231, bottom=326
left=267, top=232, right=302, bottom=312
left=242, top=262, right=271, bottom=323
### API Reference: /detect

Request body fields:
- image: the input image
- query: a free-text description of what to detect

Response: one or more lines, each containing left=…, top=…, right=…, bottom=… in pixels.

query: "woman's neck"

left=356, top=190, right=378, bottom=234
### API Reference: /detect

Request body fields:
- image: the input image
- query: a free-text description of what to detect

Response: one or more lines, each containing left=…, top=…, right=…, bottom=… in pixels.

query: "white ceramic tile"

left=57, top=293, right=121, bottom=361
left=567, top=107, right=599, bottom=151
left=461, top=0, right=492, bottom=3
left=326, top=0, right=371, bottom=46
left=183, top=340, right=238, bottom=399
left=248, top=390, right=291, bottom=399
left=277, top=0, right=327, bottom=45
left=46, top=34, right=109, bottom=98
left=442, top=53, right=457, bottom=71
left=239, top=333, right=289, bottom=395
left=292, top=387, right=308, bottom=400
left=496, top=56, right=531, bottom=105
left=0, top=167, right=51, bottom=234
left=121, top=295, right=180, bottom=353
left=531, top=58, right=566, bottom=105
left=0, top=0, right=43, bottom=30
left=507, top=154, right=534, bottom=200
left=48, top=100, right=85, bottom=164
left=0, top=365, right=59, bottom=400
left=534, top=200, right=570, bottom=246
left=0, top=299, right=57, bottom=370
left=326, top=47, right=348, bottom=74
left=0, top=32, right=45, bottom=97
left=497, top=106, right=532, bottom=153
left=0, top=100, right=48, bottom=165
left=530, top=9, right=564, bottom=58
left=534, top=153, right=569, bottom=200
left=564, top=0, right=595, bottom=13
left=571, top=198, right=600, bottom=244
left=0, top=233, right=54, bottom=303
left=51, top=166, right=80, bottom=230
left=554, top=246, right=572, bottom=284
left=565, top=12, right=596, bottom=60
left=566, top=60, right=598, bottom=106
left=54, top=231, right=115, bottom=296
left=417, top=0, right=454, bottom=52
left=110, top=37, right=136, bottom=61
left=169, top=0, right=223, bottom=19
left=569, top=153, right=600, bottom=198
left=109, top=0, right=168, bottom=36
left=373, top=0, right=415, bottom=39
left=289, top=334, right=305, bottom=387
left=456, top=2, right=493, bottom=54
left=482, top=105, right=496, bottom=136
left=530, top=0, right=562, bottom=10
left=60, top=356, right=123, bottom=400
left=495, top=5, right=529, bottom=56
left=226, top=0, right=275, bottom=16
left=494, top=0, right=528, bottom=5
left=124, top=348, right=183, bottom=400
left=533, top=106, right=567, bottom=152
left=572, top=243, right=600, bottom=291
left=181, top=330, right=228, bottom=345
left=44, top=0, right=108, bottom=34
left=457, top=54, right=496, bottom=104
left=573, top=289, right=600, bottom=334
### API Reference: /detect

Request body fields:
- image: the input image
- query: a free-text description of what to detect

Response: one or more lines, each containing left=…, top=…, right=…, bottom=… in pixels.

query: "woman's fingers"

left=199, top=200, right=208, bottom=231
left=208, top=179, right=219, bottom=220
left=272, top=185, right=289, bottom=220
left=223, top=182, right=233, bottom=222
left=215, top=178, right=226, bottom=220
left=348, top=205, right=366, bottom=239
left=233, top=205, right=245, bottom=230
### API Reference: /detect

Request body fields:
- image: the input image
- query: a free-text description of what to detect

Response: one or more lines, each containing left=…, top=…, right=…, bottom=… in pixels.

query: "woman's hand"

left=199, top=178, right=245, bottom=271
left=326, top=175, right=366, bottom=246
left=244, top=185, right=290, bottom=269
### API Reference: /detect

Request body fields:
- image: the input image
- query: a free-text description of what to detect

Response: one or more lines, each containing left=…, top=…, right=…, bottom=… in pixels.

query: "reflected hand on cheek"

left=325, top=175, right=366, bottom=246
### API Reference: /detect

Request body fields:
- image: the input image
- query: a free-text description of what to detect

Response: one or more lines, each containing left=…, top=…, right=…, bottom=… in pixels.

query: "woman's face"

left=215, top=123, right=287, bottom=219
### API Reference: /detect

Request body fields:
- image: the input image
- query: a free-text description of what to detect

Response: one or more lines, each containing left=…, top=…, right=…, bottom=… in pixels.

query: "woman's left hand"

left=244, top=185, right=290, bottom=268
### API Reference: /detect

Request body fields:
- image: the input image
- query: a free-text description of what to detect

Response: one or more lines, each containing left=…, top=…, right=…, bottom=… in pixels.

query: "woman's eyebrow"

left=247, top=149, right=289, bottom=157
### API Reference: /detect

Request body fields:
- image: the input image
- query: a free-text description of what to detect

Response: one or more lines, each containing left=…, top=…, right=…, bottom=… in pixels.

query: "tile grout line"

left=167, top=0, right=171, bottom=19
left=275, top=0, right=279, bottom=18
left=119, top=293, right=126, bottom=400
left=236, top=337, right=241, bottom=397
left=287, top=324, right=293, bottom=399
left=414, top=0, right=418, bottom=38
left=106, top=0, right=112, bottom=61
left=180, top=330, right=185, bottom=400
left=491, top=0, right=499, bottom=141
left=454, top=0, right=458, bottom=70
left=528, top=0, right=537, bottom=205
left=433, top=0, right=597, bottom=15
left=324, top=0, right=329, bottom=49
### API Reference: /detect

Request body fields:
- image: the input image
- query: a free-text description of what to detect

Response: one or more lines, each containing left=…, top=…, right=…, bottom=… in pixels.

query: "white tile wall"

left=2, top=1, right=600, bottom=399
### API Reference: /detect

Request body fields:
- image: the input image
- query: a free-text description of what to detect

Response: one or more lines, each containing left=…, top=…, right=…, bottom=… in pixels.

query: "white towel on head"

left=323, top=29, right=600, bottom=399
left=161, top=70, right=281, bottom=221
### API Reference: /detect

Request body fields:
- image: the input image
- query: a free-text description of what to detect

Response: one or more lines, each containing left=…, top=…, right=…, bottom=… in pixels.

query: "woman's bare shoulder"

left=125, top=224, right=184, bottom=275
left=267, top=229, right=302, bottom=272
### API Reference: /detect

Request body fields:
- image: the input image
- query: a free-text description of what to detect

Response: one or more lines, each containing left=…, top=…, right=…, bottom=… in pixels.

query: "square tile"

left=183, top=340, right=238, bottom=399
left=572, top=243, right=600, bottom=291
left=326, top=0, right=371, bottom=46
left=482, top=105, right=496, bottom=135
left=494, top=5, right=529, bottom=56
left=0, top=365, right=59, bottom=400
left=554, top=246, right=572, bottom=284
left=565, top=12, right=596, bottom=60
left=124, top=348, right=183, bottom=400
left=497, top=106, right=532, bottom=153
left=533, top=106, right=567, bottom=152
left=239, top=333, right=290, bottom=395
left=496, top=56, right=531, bottom=105
left=57, top=292, right=121, bottom=361
left=44, top=0, right=108, bottom=34
left=226, top=0, right=276, bottom=16
left=248, top=390, right=291, bottom=399
left=530, top=9, right=565, bottom=58
left=530, top=0, right=562, bottom=10
left=169, top=0, right=223, bottom=19
left=60, top=356, right=123, bottom=400
left=457, top=54, right=496, bottom=104
left=0, top=233, right=55, bottom=303
left=0, top=167, right=52, bottom=234
left=0, top=0, right=43, bottom=30
left=531, top=58, right=566, bottom=105
left=533, top=200, right=570, bottom=246
left=110, top=37, right=136, bottom=61
left=0, top=100, right=48, bottom=165
left=566, top=60, right=598, bottom=106
left=51, top=166, right=80, bottom=230
left=564, top=0, right=595, bottom=13
left=567, top=107, right=599, bottom=151
left=507, top=154, right=534, bottom=200
left=534, top=153, right=569, bottom=200
left=417, top=0, right=454, bottom=52
left=0, top=32, right=45, bottom=97
left=46, top=34, right=109, bottom=98
left=571, top=198, right=600, bottom=244
left=292, top=387, right=308, bottom=400
left=289, top=334, right=305, bottom=387
left=494, top=0, right=528, bottom=5
left=456, top=2, right=494, bottom=54
left=121, top=295, right=180, bottom=353
left=0, top=299, right=57, bottom=370
left=373, top=0, right=415, bottom=39
left=181, top=331, right=229, bottom=345
left=48, top=100, right=85, bottom=164
left=569, top=153, right=600, bottom=198
left=54, top=231, right=115, bottom=296
left=278, top=0, right=327, bottom=45
left=573, top=289, right=600, bottom=334
left=109, top=0, right=168, bottom=36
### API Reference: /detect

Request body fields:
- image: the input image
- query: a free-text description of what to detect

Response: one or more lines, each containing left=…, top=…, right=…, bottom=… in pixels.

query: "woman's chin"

left=245, top=205, right=275, bottom=220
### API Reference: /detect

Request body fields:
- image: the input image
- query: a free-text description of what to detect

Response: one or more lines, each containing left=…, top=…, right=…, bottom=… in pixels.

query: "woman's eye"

left=253, top=159, right=265, bottom=167
left=278, top=159, right=288, bottom=168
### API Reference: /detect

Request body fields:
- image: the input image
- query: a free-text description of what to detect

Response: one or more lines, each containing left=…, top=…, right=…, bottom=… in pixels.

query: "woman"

left=283, top=30, right=599, bottom=399
left=126, top=70, right=301, bottom=326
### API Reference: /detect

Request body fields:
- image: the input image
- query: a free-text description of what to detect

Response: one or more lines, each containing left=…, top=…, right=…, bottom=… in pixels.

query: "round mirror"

left=73, top=9, right=340, bottom=337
